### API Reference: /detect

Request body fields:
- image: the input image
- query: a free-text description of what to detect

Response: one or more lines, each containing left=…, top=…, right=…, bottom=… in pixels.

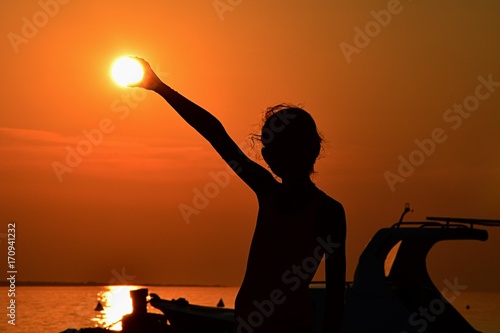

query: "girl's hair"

left=251, top=103, right=324, bottom=175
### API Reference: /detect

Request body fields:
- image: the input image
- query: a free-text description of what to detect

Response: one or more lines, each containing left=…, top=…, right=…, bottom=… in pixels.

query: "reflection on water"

left=92, top=285, right=143, bottom=330
left=88, top=285, right=235, bottom=330
left=13, top=286, right=499, bottom=333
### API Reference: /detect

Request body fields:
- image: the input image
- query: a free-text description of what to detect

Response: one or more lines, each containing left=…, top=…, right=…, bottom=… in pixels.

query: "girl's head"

left=253, top=104, right=323, bottom=179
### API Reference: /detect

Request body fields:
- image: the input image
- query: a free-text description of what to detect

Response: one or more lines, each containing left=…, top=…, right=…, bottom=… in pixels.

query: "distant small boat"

left=94, top=301, right=104, bottom=312
left=216, top=298, right=225, bottom=308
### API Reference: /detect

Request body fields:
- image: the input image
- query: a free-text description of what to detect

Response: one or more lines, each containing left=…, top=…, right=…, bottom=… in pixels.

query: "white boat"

left=340, top=214, right=498, bottom=333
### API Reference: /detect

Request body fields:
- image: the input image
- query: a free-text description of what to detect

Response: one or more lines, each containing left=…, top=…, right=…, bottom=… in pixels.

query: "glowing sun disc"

left=111, top=57, right=144, bottom=86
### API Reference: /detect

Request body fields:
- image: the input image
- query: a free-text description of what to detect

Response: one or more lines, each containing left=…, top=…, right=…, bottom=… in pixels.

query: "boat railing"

left=392, top=216, right=500, bottom=229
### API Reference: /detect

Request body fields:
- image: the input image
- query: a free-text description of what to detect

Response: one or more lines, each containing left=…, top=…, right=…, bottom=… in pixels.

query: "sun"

left=111, top=56, right=144, bottom=87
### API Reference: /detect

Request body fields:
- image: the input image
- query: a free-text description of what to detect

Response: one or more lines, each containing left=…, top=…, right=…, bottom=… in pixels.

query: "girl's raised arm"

left=132, top=57, right=275, bottom=195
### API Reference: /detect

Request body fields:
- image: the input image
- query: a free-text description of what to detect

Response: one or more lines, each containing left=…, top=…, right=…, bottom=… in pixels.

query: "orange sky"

left=1, top=1, right=499, bottom=291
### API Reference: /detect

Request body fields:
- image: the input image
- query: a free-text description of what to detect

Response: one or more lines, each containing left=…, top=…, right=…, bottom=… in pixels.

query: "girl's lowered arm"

left=323, top=201, right=347, bottom=333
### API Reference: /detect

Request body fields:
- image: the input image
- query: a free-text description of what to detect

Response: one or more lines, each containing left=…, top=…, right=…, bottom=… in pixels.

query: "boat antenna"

left=397, top=203, right=413, bottom=226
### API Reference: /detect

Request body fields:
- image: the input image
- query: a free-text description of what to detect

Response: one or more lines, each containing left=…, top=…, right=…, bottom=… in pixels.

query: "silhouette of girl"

left=132, top=58, right=346, bottom=333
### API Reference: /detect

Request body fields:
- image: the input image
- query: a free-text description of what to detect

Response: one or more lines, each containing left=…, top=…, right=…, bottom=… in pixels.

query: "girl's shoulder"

left=315, top=189, right=346, bottom=236
left=316, top=189, right=344, bottom=213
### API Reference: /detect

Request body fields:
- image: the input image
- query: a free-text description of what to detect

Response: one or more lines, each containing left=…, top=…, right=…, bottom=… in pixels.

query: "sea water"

left=1, top=285, right=238, bottom=333
left=1, top=286, right=499, bottom=333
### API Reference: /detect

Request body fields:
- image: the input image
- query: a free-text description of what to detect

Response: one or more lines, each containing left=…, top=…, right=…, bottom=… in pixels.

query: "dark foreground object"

left=62, top=215, right=500, bottom=333
left=149, top=294, right=234, bottom=333
left=61, top=288, right=169, bottom=333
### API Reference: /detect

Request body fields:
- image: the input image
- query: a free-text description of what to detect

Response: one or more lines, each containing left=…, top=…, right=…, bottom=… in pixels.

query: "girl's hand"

left=128, top=57, right=164, bottom=91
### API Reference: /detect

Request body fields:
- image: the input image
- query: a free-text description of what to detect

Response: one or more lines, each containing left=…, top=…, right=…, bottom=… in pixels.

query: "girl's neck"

left=281, top=175, right=314, bottom=190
